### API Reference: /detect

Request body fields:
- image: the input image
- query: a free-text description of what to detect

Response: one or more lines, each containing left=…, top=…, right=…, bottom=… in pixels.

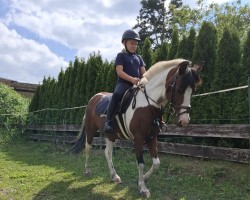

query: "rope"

left=192, top=85, right=248, bottom=97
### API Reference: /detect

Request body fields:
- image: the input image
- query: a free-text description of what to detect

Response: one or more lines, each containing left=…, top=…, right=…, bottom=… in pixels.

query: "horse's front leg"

left=104, top=138, right=122, bottom=183
left=135, top=142, right=151, bottom=198
left=144, top=137, right=160, bottom=181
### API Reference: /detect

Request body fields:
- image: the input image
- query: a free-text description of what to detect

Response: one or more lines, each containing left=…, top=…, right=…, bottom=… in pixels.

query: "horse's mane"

left=142, top=58, right=189, bottom=82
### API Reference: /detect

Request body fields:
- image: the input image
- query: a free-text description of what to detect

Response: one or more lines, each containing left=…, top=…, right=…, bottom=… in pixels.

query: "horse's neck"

left=141, top=67, right=172, bottom=107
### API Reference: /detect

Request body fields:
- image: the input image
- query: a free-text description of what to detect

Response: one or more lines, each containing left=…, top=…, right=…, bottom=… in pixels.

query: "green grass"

left=0, top=139, right=249, bottom=200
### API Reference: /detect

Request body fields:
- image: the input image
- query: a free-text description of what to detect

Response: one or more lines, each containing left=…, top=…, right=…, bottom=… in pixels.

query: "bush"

left=0, top=83, right=29, bottom=141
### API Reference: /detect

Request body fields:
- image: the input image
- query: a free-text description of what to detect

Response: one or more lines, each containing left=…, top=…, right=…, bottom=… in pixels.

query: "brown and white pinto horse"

left=71, top=59, right=203, bottom=198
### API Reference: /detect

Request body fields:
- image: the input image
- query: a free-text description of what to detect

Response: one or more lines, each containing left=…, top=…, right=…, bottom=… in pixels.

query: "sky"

left=0, top=0, right=244, bottom=84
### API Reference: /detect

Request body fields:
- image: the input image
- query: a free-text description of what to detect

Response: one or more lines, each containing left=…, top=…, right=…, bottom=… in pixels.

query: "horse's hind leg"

left=105, top=138, right=122, bottom=183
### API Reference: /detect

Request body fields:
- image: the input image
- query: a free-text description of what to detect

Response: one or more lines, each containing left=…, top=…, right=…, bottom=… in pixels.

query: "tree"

left=134, top=0, right=183, bottom=48
left=153, top=41, right=168, bottom=63
left=168, top=27, right=179, bottom=60
left=212, top=27, right=241, bottom=123
left=241, top=30, right=250, bottom=83
left=205, top=0, right=250, bottom=41
left=191, top=21, right=217, bottom=124
left=192, top=21, right=217, bottom=92
left=85, top=52, right=103, bottom=100
left=141, top=37, right=153, bottom=69
left=176, top=35, right=188, bottom=58
left=186, top=27, right=196, bottom=60
left=134, top=0, right=168, bottom=48
left=231, top=30, right=250, bottom=124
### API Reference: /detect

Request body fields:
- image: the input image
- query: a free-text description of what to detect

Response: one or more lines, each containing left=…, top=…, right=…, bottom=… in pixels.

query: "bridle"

left=164, top=74, right=191, bottom=124
left=133, top=72, right=191, bottom=126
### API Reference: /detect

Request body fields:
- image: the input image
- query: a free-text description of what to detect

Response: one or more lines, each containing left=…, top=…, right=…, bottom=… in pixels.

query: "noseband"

left=165, top=74, right=191, bottom=124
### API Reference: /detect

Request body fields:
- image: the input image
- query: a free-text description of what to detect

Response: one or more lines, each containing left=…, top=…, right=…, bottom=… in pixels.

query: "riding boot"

left=104, top=98, right=118, bottom=134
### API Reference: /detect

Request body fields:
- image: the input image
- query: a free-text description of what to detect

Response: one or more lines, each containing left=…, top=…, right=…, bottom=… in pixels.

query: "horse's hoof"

left=85, top=171, right=92, bottom=177
left=113, top=177, right=122, bottom=184
left=141, top=191, right=151, bottom=198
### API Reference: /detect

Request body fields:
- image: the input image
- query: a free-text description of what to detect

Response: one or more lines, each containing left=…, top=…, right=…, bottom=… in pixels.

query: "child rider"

left=103, top=29, right=146, bottom=134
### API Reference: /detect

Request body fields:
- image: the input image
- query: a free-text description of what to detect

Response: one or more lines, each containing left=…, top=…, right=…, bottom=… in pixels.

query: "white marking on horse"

left=179, top=86, right=192, bottom=126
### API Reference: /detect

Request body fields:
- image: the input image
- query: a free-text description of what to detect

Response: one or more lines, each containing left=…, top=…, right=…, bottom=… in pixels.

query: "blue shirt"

left=115, top=52, right=146, bottom=84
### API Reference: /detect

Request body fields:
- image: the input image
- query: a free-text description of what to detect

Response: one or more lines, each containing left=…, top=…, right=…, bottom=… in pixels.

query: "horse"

left=71, top=58, right=203, bottom=198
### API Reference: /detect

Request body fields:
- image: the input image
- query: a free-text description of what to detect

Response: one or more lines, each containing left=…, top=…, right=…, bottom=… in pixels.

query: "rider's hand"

left=131, top=77, right=140, bottom=85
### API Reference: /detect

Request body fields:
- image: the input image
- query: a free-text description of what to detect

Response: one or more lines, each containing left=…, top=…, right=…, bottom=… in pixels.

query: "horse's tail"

left=71, top=113, right=86, bottom=154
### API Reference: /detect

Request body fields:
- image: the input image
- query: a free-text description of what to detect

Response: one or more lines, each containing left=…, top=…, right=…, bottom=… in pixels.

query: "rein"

left=136, top=72, right=191, bottom=126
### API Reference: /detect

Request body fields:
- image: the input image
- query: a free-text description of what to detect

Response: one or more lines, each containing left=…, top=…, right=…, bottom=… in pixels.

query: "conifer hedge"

left=28, top=23, right=250, bottom=126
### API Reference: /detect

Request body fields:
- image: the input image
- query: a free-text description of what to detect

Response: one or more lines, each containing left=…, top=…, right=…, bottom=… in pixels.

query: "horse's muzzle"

left=174, top=112, right=190, bottom=127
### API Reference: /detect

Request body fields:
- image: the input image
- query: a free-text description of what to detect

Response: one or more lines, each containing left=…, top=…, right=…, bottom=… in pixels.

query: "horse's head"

left=165, top=61, right=203, bottom=127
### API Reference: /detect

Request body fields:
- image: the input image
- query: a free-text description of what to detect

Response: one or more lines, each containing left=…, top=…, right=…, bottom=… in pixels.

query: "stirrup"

left=104, top=122, right=113, bottom=134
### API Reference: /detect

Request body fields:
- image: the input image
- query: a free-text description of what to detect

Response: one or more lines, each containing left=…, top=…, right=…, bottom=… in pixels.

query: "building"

left=0, top=77, right=38, bottom=98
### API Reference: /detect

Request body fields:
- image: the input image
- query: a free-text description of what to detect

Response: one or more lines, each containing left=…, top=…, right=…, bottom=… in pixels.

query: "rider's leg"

left=104, top=82, right=131, bottom=134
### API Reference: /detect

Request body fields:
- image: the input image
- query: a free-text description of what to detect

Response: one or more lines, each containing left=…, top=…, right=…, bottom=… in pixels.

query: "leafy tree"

left=168, top=0, right=199, bottom=34
left=0, top=83, right=29, bottom=140
left=205, top=0, right=250, bottom=41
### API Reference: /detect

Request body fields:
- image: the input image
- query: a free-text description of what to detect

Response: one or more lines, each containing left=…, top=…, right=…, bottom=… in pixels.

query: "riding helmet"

left=121, top=29, right=141, bottom=43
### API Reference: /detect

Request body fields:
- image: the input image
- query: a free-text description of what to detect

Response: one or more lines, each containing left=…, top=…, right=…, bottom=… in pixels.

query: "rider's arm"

left=116, top=65, right=140, bottom=85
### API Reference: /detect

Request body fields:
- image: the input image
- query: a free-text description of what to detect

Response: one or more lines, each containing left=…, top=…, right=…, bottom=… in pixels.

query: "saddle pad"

left=95, top=94, right=112, bottom=115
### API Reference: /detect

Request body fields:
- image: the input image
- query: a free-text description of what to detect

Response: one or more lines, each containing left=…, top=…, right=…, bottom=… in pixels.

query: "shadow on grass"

left=0, top=139, right=142, bottom=199
left=32, top=180, right=124, bottom=200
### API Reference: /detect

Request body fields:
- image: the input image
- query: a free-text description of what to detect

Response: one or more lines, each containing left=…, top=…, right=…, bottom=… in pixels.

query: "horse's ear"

left=178, top=61, right=189, bottom=75
left=193, top=61, right=204, bottom=72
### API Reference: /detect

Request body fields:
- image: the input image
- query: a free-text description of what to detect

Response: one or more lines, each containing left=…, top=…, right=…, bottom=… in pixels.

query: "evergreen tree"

left=241, top=30, right=250, bottom=84
left=168, top=27, right=179, bottom=60
left=153, top=41, right=168, bottom=63
left=141, top=37, right=153, bottom=69
left=102, top=61, right=113, bottom=92
left=85, top=52, right=103, bottom=100
left=191, top=21, right=217, bottom=124
left=28, top=84, right=41, bottom=112
left=54, top=68, right=65, bottom=123
left=212, top=27, right=241, bottom=123
left=62, top=63, right=73, bottom=123
left=193, top=21, right=217, bottom=92
left=186, top=27, right=196, bottom=60
left=176, top=35, right=188, bottom=58
left=133, top=0, right=169, bottom=47
left=106, top=63, right=117, bottom=93
left=71, top=58, right=85, bottom=123
left=231, top=30, right=250, bottom=124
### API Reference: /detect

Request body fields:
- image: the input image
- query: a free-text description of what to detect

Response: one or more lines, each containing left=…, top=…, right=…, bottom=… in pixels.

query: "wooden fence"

left=24, top=124, right=250, bottom=163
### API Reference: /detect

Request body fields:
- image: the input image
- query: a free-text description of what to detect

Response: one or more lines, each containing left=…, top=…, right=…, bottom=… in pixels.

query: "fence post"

left=248, top=77, right=250, bottom=124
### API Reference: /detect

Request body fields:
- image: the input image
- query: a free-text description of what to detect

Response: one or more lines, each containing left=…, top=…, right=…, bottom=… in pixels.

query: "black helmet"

left=121, top=29, right=141, bottom=43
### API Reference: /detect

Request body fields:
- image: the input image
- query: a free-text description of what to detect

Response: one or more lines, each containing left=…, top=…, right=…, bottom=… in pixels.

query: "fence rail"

left=23, top=124, right=250, bottom=163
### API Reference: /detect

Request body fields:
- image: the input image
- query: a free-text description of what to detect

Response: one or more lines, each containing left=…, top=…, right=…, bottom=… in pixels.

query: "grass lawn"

left=0, top=139, right=249, bottom=200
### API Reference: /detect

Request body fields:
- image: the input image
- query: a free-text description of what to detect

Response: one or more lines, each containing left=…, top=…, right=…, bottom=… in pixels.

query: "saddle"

left=95, top=87, right=138, bottom=116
